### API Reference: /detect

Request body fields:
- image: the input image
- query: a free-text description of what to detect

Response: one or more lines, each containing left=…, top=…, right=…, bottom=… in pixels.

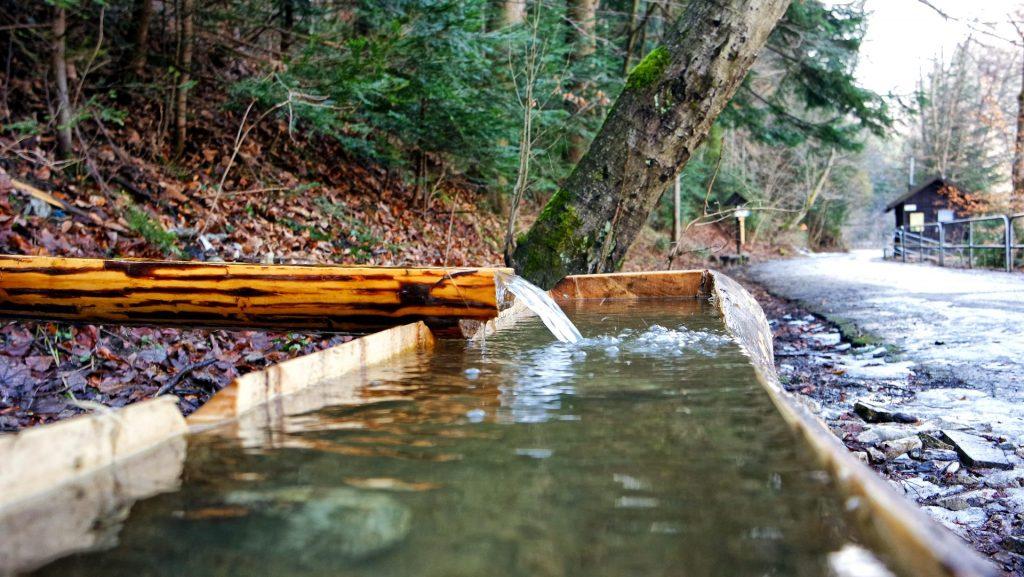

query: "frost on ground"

left=740, top=253, right=1024, bottom=575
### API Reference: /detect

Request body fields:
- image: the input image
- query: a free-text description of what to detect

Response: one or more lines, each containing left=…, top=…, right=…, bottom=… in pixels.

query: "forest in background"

left=0, top=0, right=1022, bottom=264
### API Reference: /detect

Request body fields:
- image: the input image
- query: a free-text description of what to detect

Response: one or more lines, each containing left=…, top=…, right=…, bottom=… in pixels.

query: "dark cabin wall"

left=893, top=181, right=962, bottom=228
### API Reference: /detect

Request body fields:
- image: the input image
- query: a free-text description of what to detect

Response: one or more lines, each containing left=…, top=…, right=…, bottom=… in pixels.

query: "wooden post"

left=672, top=173, right=681, bottom=247
left=736, top=215, right=746, bottom=255
left=0, top=256, right=509, bottom=333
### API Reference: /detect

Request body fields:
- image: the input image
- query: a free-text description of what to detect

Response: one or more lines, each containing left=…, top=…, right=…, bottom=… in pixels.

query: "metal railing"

left=891, top=213, right=1024, bottom=272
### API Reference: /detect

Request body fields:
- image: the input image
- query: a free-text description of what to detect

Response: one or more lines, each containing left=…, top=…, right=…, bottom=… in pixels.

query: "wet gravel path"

left=739, top=252, right=1024, bottom=575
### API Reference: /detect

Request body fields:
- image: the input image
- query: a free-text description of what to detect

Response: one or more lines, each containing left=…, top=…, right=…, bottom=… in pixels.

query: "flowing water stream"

left=494, top=272, right=582, bottom=343
left=27, top=297, right=898, bottom=577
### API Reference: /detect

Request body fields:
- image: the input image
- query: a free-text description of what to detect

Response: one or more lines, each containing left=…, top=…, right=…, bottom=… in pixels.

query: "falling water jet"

left=493, top=271, right=583, bottom=343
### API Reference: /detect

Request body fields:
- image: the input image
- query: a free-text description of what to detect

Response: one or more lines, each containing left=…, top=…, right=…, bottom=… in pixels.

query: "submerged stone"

left=225, top=486, right=411, bottom=562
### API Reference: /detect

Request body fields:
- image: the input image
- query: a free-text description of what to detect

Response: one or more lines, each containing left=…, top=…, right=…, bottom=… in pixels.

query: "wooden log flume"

left=0, top=255, right=509, bottom=333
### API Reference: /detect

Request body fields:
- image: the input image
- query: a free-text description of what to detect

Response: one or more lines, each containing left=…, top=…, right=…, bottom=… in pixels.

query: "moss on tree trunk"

left=511, top=0, right=791, bottom=288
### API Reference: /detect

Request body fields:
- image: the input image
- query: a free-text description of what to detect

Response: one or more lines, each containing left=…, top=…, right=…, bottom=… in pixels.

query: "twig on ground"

left=156, top=358, right=217, bottom=396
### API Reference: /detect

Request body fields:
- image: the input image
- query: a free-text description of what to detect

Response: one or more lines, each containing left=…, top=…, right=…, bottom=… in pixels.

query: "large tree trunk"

left=173, top=0, right=194, bottom=158
left=511, top=0, right=791, bottom=288
left=51, top=6, right=74, bottom=157
left=564, top=0, right=599, bottom=164
left=129, top=0, right=153, bottom=75
left=1013, top=50, right=1024, bottom=200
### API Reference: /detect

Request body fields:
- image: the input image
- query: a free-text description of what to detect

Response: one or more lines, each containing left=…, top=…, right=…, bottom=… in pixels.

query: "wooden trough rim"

left=0, top=268, right=996, bottom=577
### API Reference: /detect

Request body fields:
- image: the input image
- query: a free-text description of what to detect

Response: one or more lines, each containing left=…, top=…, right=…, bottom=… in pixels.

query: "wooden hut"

left=884, top=177, right=964, bottom=231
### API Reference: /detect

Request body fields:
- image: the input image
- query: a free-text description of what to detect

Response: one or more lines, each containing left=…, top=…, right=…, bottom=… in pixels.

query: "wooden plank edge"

left=187, top=321, right=436, bottom=431
left=708, top=270, right=996, bottom=577
left=0, top=396, right=186, bottom=511
left=548, top=269, right=711, bottom=301
left=0, top=434, right=187, bottom=575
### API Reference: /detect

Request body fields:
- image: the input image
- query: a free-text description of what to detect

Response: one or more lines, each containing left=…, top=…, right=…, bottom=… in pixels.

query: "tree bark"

left=621, top=0, right=643, bottom=76
left=511, top=0, right=791, bottom=288
left=564, top=0, right=599, bottom=164
left=1013, top=49, right=1024, bottom=200
left=129, top=0, right=153, bottom=75
left=492, top=0, right=526, bottom=28
left=51, top=6, right=74, bottom=157
left=173, top=0, right=194, bottom=158
left=280, top=0, right=295, bottom=53
left=784, top=147, right=836, bottom=231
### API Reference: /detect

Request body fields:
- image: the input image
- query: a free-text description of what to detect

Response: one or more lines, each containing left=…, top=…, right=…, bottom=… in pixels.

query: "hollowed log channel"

left=0, top=255, right=509, bottom=333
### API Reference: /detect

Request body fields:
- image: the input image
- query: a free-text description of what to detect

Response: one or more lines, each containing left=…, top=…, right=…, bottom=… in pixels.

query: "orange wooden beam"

left=0, top=255, right=509, bottom=333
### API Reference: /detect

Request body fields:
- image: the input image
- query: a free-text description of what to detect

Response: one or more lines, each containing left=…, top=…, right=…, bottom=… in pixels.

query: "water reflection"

left=499, top=342, right=577, bottom=424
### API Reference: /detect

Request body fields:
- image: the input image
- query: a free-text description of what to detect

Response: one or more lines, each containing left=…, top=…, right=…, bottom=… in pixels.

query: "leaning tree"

left=510, top=0, right=792, bottom=287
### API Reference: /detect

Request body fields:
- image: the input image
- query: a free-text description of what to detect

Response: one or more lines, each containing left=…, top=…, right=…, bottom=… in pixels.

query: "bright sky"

left=851, top=0, right=1023, bottom=95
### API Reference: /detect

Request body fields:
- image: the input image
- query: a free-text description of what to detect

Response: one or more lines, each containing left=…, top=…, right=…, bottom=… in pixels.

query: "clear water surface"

left=31, top=299, right=886, bottom=577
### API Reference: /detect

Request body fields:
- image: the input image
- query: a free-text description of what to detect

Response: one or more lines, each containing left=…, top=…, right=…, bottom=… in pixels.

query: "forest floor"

left=0, top=68, right=522, bottom=429
left=738, top=254, right=1024, bottom=575
left=1, top=73, right=746, bottom=430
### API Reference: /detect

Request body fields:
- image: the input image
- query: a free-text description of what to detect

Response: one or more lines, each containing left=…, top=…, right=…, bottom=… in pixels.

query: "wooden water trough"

left=0, top=261, right=998, bottom=577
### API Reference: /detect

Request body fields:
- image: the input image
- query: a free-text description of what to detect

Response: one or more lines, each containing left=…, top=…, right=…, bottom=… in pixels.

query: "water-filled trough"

left=0, top=267, right=995, bottom=577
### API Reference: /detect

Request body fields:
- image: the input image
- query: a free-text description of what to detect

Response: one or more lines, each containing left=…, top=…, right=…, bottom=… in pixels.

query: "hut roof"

left=884, top=177, right=952, bottom=212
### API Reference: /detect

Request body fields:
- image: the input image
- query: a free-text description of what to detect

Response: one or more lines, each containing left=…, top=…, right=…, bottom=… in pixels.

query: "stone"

left=984, top=469, right=1024, bottom=489
left=1002, top=535, right=1024, bottom=555
left=940, top=430, right=1013, bottom=470
left=899, top=477, right=946, bottom=501
left=880, top=436, right=922, bottom=460
left=933, top=494, right=969, bottom=511
left=852, top=451, right=870, bottom=465
left=1004, top=488, right=1024, bottom=514
left=961, top=488, right=996, bottom=505
left=854, top=401, right=917, bottom=424
left=922, top=506, right=987, bottom=534
left=921, top=449, right=958, bottom=462
left=941, top=462, right=961, bottom=476
left=867, top=447, right=887, bottom=463
left=225, top=486, right=411, bottom=561
left=919, top=433, right=954, bottom=451
left=954, top=470, right=981, bottom=487
left=857, top=426, right=915, bottom=445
